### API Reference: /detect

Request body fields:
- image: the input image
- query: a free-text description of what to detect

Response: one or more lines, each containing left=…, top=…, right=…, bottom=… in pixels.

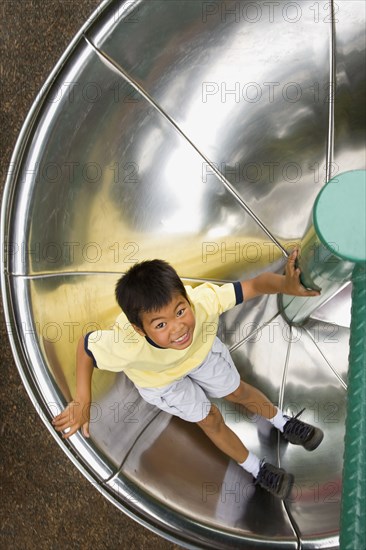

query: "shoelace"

left=284, top=408, right=313, bottom=440
left=255, top=461, right=281, bottom=490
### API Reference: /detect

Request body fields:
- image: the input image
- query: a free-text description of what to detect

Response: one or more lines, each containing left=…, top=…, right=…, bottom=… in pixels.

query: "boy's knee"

left=225, top=380, right=245, bottom=401
left=196, top=404, right=222, bottom=432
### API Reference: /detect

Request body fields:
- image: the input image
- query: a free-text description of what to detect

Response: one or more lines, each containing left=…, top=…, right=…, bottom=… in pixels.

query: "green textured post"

left=340, top=262, right=366, bottom=550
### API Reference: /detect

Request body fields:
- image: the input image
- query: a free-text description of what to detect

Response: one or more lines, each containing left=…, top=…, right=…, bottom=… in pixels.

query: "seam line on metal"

left=277, top=331, right=302, bottom=549
left=304, top=326, right=348, bottom=390
left=7, top=271, right=237, bottom=286
left=325, top=0, right=336, bottom=183
left=228, top=310, right=281, bottom=353
left=104, top=409, right=164, bottom=484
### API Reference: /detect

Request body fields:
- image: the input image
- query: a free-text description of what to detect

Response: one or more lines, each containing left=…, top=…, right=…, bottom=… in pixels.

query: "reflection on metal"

left=84, top=34, right=289, bottom=258
left=1, top=1, right=365, bottom=548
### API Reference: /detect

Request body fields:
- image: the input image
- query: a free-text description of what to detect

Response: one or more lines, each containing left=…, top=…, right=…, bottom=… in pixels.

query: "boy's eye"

left=177, top=308, right=185, bottom=317
left=155, top=322, right=166, bottom=329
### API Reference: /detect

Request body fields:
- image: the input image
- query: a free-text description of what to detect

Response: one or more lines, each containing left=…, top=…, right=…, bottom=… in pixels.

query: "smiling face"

left=134, top=294, right=196, bottom=350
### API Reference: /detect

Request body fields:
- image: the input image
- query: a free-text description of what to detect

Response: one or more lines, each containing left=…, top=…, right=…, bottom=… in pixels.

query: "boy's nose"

left=171, top=320, right=184, bottom=336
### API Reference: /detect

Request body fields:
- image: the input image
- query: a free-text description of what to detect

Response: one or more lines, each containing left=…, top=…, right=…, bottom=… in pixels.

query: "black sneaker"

left=255, top=460, right=294, bottom=500
left=283, top=408, right=324, bottom=451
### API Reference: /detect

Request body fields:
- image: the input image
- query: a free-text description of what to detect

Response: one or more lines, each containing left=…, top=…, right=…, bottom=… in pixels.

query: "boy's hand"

left=283, top=249, right=320, bottom=297
left=52, top=400, right=90, bottom=439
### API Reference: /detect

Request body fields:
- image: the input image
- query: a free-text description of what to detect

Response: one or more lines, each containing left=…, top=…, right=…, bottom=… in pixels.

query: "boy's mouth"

left=172, top=332, right=190, bottom=345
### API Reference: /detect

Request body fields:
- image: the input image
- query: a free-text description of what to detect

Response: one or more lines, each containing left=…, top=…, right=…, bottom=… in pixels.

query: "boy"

left=53, top=249, right=323, bottom=499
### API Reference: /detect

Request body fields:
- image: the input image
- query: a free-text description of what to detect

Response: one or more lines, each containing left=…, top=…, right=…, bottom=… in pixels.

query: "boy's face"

left=133, top=294, right=196, bottom=350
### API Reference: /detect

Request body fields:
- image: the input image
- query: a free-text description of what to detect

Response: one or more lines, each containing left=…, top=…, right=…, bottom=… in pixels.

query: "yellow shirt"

left=85, top=282, right=243, bottom=388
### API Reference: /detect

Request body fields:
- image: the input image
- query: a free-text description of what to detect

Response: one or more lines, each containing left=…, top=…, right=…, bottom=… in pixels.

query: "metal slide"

left=1, top=1, right=365, bottom=548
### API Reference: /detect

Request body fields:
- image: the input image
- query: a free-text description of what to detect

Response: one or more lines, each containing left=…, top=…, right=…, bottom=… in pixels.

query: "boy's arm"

left=241, top=249, right=320, bottom=301
left=52, top=336, right=94, bottom=439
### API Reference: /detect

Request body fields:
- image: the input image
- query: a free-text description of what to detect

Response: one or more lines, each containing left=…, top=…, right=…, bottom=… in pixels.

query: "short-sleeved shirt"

left=85, top=282, right=243, bottom=388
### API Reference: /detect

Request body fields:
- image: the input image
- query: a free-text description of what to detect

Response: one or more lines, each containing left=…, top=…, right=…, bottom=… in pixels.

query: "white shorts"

left=136, top=337, right=240, bottom=423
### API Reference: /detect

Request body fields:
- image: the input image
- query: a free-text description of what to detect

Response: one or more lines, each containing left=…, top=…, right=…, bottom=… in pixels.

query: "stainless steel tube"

left=280, top=171, right=365, bottom=325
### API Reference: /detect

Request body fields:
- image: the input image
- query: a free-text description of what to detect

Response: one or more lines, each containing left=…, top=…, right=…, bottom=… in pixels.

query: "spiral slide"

left=2, top=1, right=365, bottom=548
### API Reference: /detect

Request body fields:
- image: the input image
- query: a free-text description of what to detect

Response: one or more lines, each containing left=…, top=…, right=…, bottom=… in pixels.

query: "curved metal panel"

left=8, top=36, right=284, bottom=281
left=333, top=0, right=366, bottom=174
left=88, top=0, right=332, bottom=239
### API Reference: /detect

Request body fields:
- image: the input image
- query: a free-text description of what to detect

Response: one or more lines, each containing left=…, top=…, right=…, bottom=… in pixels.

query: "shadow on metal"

left=1, top=1, right=365, bottom=548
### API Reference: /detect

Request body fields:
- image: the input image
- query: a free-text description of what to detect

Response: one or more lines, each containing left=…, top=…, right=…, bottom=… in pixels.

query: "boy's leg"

left=196, top=402, right=249, bottom=463
left=197, top=403, right=294, bottom=499
left=224, top=380, right=278, bottom=420
left=224, top=381, right=323, bottom=451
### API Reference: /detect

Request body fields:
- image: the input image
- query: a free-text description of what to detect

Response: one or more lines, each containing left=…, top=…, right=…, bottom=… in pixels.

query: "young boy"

left=53, top=249, right=323, bottom=499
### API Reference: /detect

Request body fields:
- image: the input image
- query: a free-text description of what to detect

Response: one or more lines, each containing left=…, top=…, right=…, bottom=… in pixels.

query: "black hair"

left=115, top=259, right=189, bottom=330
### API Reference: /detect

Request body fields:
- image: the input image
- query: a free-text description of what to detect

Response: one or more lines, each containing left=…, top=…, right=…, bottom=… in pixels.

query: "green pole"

left=339, top=262, right=366, bottom=550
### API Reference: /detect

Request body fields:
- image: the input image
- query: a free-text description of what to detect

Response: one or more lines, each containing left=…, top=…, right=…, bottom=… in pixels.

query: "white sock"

left=239, top=451, right=261, bottom=478
left=268, top=407, right=287, bottom=433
